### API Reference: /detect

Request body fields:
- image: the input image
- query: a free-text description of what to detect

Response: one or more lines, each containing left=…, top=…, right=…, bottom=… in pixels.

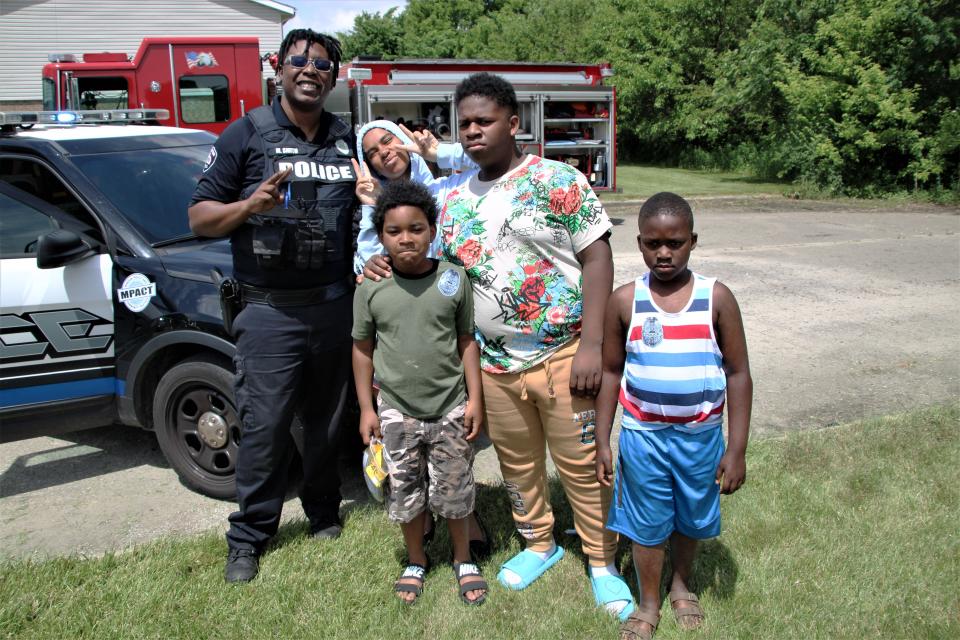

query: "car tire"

left=153, top=356, right=239, bottom=500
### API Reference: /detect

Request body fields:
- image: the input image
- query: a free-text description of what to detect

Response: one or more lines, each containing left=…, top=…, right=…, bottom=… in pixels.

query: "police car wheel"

left=153, top=356, right=239, bottom=500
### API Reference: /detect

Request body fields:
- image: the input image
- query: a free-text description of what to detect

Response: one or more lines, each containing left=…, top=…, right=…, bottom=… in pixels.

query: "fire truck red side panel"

left=41, top=37, right=264, bottom=135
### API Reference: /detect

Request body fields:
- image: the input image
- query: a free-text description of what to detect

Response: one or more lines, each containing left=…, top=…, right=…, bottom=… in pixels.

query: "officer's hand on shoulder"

left=244, top=167, right=292, bottom=216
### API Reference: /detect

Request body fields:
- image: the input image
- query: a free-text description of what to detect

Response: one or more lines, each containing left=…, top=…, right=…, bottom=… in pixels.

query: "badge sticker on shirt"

left=437, top=269, right=460, bottom=297
left=642, top=316, right=663, bottom=347
left=335, top=139, right=351, bottom=156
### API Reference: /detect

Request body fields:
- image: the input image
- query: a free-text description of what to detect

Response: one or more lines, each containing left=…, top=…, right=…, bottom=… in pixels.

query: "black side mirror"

left=36, top=229, right=95, bottom=269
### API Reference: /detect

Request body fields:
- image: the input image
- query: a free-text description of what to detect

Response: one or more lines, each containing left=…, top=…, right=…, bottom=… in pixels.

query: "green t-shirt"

left=352, top=260, right=475, bottom=419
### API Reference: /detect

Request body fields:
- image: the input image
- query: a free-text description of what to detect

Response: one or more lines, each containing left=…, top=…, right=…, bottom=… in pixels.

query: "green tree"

left=338, top=8, right=404, bottom=60
left=602, top=0, right=760, bottom=159
left=723, top=0, right=959, bottom=192
left=460, top=0, right=614, bottom=62
left=399, top=0, right=504, bottom=58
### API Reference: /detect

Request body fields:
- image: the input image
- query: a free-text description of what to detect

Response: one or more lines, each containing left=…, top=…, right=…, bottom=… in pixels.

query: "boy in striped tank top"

left=595, top=193, right=752, bottom=640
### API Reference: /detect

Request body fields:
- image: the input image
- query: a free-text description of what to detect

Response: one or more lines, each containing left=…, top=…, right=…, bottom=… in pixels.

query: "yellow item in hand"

left=363, top=439, right=388, bottom=503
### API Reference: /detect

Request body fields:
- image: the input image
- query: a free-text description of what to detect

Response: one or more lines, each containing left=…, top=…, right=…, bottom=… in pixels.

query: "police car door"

left=0, top=179, right=115, bottom=442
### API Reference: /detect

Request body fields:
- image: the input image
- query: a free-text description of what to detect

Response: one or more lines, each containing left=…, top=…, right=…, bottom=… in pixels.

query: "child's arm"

left=714, top=282, right=753, bottom=494
left=352, top=338, right=381, bottom=445
left=457, top=334, right=484, bottom=442
left=595, top=284, right=632, bottom=487
left=572, top=236, right=614, bottom=397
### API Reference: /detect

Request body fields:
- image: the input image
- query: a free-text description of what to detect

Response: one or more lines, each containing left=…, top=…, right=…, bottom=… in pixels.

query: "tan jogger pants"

left=483, top=338, right=618, bottom=566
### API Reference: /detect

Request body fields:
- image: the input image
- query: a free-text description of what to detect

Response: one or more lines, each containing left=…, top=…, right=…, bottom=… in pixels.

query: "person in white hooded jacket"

left=353, top=120, right=474, bottom=274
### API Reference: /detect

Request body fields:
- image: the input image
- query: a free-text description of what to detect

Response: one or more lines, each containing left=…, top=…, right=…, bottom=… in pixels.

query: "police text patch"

left=276, top=160, right=355, bottom=182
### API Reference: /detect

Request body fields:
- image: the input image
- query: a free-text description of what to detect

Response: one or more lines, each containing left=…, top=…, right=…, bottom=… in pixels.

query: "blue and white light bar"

left=0, top=109, right=170, bottom=126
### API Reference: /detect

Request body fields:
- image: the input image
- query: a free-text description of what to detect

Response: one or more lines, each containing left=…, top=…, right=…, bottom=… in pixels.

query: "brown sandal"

left=619, top=609, right=660, bottom=640
left=669, top=590, right=705, bottom=630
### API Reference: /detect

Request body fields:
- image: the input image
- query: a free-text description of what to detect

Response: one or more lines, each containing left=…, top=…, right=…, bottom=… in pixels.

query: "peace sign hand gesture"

left=351, top=158, right=382, bottom=206
left=397, top=123, right=440, bottom=163
left=245, top=166, right=292, bottom=215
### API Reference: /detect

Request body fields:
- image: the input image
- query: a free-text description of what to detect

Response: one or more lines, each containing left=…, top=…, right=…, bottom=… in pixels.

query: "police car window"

left=0, top=158, right=103, bottom=245
left=0, top=192, right=58, bottom=258
left=179, top=75, right=230, bottom=123
left=69, top=144, right=208, bottom=244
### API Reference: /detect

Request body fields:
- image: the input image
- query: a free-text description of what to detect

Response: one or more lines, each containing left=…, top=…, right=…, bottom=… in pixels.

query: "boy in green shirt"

left=352, top=180, right=487, bottom=605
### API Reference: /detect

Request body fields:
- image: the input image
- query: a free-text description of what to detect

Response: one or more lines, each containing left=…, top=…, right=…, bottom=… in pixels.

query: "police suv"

left=0, top=109, right=241, bottom=498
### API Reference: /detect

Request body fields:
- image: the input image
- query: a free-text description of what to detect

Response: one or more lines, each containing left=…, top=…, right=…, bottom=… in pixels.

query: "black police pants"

left=226, top=292, right=353, bottom=552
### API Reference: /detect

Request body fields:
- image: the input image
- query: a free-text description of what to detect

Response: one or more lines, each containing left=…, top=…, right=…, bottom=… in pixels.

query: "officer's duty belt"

left=240, top=279, right=352, bottom=307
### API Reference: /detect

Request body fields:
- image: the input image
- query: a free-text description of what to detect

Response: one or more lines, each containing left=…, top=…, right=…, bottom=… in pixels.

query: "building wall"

left=0, top=0, right=292, bottom=107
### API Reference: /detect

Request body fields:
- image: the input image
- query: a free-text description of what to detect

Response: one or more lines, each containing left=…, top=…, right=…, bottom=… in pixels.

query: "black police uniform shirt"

left=191, top=98, right=359, bottom=289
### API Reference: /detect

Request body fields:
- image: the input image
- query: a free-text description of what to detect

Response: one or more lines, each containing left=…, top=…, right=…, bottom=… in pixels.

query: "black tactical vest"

left=232, top=106, right=356, bottom=288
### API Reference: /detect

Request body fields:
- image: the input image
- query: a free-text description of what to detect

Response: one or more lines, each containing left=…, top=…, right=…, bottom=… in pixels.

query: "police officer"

left=188, top=29, right=357, bottom=583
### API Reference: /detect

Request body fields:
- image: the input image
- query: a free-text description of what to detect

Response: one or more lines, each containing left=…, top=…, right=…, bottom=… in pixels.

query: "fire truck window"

left=76, top=77, right=128, bottom=110
left=179, top=75, right=230, bottom=123
left=42, top=78, right=57, bottom=111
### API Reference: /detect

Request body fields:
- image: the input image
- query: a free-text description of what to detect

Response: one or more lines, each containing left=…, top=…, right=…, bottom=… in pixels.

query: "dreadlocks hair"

left=373, top=180, right=439, bottom=234
left=638, top=192, right=695, bottom=232
left=278, top=29, right=343, bottom=86
left=454, top=72, right=519, bottom=115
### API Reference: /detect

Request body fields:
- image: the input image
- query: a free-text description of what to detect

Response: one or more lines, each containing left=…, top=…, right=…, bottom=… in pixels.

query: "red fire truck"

left=42, top=38, right=617, bottom=189
left=41, top=37, right=268, bottom=136
left=336, top=59, right=617, bottom=190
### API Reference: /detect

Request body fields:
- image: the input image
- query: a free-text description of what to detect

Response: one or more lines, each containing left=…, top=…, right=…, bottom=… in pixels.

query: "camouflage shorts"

left=379, top=398, right=475, bottom=523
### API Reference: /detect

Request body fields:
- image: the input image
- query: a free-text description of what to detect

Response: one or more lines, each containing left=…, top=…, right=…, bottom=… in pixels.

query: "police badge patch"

left=335, top=139, right=351, bottom=156
left=642, top=316, right=663, bottom=346
left=437, top=269, right=460, bottom=297
left=202, top=146, right=217, bottom=173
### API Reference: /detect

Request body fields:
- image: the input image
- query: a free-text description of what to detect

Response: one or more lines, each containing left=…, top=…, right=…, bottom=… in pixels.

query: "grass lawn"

left=603, top=165, right=788, bottom=201
left=2, top=405, right=957, bottom=639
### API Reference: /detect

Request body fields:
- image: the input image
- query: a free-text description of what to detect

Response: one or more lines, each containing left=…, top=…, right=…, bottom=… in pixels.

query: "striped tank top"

left=619, top=272, right=725, bottom=432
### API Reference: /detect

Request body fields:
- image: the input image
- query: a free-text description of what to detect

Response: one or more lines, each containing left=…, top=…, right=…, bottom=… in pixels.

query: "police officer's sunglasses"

left=283, top=55, right=333, bottom=72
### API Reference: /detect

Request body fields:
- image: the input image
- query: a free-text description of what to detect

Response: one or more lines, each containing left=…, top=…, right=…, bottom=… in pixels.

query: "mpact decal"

left=117, top=273, right=156, bottom=312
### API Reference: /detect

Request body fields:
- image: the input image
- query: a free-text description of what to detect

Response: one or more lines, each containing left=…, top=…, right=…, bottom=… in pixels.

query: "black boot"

left=224, top=548, right=259, bottom=583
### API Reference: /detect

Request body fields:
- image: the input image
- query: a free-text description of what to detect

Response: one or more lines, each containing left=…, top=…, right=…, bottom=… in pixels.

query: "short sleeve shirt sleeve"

left=453, top=265, right=474, bottom=337
left=351, top=280, right=375, bottom=341
left=552, top=163, right=611, bottom=253
left=190, top=117, right=256, bottom=205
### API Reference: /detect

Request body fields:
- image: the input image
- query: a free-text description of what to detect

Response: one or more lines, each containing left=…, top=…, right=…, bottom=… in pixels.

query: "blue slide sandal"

left=497, top=546, right=565, bottom=590
left=591, top=574, right=637, bottom=622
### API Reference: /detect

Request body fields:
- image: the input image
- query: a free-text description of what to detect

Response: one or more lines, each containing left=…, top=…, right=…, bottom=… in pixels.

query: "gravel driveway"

left=2, top=196, right=957, bottom=559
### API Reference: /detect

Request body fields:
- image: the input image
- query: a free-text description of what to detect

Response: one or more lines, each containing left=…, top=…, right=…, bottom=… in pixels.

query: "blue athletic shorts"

left=606, top=425, right=724, bottom=546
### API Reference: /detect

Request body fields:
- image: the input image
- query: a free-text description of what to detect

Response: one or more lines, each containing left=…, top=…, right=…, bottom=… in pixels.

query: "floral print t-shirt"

left=438, top=155, right=611, bottom=373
